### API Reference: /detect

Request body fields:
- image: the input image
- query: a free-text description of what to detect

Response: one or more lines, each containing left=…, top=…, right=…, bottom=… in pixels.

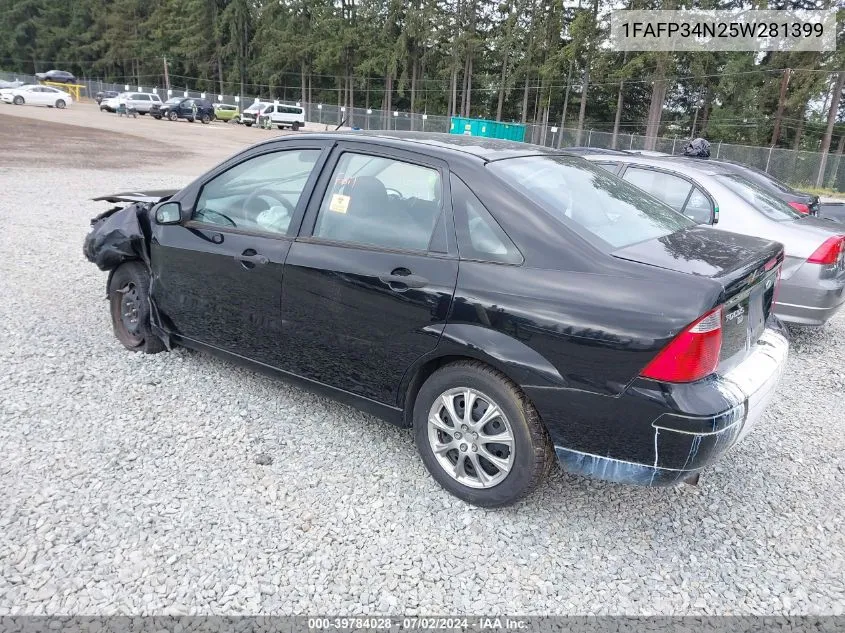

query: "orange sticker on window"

left=329, top=193, right=350, bottom=214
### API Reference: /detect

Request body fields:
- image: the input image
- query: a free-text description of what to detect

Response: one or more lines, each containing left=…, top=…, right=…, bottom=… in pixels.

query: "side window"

left=594, top=162, right=621, bottom=175
left=313, top=152, right=442, bottom=252
left=451, top=175, right=522, bottom=264
left=623, top=167, right=693, bottom=212
left=682, top=186, right=714, bottom=224
left=193, top=149, right=322, bottom=236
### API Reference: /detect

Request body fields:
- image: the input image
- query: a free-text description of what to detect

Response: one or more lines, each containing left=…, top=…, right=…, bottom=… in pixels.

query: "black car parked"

left=686, top=158, right=820, bottom=216
left=151, top=97, right=214, bottom=123
left=84, top=133, right=788, bottom=507
left=35, top=69, right=76, bottom=84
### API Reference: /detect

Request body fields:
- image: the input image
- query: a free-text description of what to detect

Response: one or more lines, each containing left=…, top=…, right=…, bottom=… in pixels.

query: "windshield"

left=715, top=174, right=802, bottom=222
left=165, top=97, right=182, bottom=105
left=489, top=155, right=693, bottom=249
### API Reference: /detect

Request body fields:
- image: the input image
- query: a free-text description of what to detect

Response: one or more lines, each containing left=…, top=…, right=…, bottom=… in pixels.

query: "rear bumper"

left=775, top=262, right=845, bottom=326
left=537, top=322, right=789, bottom=487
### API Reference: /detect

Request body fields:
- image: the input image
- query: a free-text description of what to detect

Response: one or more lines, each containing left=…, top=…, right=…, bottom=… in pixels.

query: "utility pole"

left=770, top=68, right=790, bottom=147
left=816, top=70, right=845, bottom=188
left=163, top=56, right=170, bottom=90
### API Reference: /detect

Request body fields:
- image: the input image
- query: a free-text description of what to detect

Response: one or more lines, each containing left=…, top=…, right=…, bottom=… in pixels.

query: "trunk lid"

left=613, top=226, right=784, bottom=365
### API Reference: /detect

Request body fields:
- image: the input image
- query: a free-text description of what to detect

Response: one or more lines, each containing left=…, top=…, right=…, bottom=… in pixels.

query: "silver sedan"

left=578, top=153, right=845, bottom=326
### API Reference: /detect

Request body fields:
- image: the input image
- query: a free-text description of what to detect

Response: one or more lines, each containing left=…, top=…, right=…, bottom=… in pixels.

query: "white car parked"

left=258, top=103, right=306, bottom=131
left=3, top=85, right=72, bottom=108
left=101, top=92, right=162, bottom=114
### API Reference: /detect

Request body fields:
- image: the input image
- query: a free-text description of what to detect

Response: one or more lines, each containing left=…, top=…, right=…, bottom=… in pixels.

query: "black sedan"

left=84, top=133, right=788, bottom=507
left=151, top=97, right=214, bottom=123
left=691, top=158, right=820, bottom=216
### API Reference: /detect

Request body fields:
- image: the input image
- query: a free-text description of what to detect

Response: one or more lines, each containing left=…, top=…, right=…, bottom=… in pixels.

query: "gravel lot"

left=1, top=108, right=844, bottom=617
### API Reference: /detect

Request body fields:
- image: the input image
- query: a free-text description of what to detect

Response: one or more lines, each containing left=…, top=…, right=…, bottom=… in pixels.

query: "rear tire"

left=55, top=99, right=66, bottom=109
left=413, top=361, right=554, bottom=507
left=138, top=111, right=146, bottom=115
left=292, top=121, right=300, bottom=131
left=108, top=262, right=167, bottom=354
left=201, top=114, right=211, bottom=124
left=13, top=96, right=23, bottom=105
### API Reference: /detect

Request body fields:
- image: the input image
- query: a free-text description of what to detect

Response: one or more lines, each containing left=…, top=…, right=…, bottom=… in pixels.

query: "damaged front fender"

left=83, top=201, right=154, bottom=274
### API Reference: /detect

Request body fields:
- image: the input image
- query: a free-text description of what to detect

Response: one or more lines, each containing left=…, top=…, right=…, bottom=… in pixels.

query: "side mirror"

left=155, top=201, right=182, bottom=225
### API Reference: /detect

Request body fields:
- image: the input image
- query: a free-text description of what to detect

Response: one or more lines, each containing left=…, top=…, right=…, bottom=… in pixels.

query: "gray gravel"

left=1, top=164, right=844, bottom=616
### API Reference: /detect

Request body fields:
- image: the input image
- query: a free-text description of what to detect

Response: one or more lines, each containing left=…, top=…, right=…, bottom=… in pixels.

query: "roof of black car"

left=276, top=131, right=563, bottom=162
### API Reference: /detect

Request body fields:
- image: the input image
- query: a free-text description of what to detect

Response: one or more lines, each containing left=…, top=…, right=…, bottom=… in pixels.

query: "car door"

left=179, top=99, right=193, bottom=118
left=280, top=142, right=459, bottom=405
left=150, top=142, right=331, bottom=367
left=29, top=87, right=49, bottom=105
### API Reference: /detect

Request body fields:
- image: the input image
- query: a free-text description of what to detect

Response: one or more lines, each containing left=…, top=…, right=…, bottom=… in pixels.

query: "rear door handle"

left=379, top=267, right=428, bottom=290
left=234, top=251, right=269, bottom=266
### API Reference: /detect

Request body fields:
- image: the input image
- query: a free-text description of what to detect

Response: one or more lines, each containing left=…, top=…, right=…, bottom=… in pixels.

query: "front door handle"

left=235, top=249, right=269, bottom=268
left=379, top=267, right=428, bottom=290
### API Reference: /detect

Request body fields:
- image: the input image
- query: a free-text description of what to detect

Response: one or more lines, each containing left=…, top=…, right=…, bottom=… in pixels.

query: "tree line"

left=1, top=0, right=843, bottom=152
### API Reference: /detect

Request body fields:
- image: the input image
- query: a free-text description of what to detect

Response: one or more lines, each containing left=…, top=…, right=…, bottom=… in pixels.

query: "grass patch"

left=788, top=185, right=845, bottom=200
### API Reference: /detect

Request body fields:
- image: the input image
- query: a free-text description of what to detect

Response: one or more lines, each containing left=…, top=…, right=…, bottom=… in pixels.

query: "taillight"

left=640, top=307, right=723, bottom=383
left=789, top=202, right=810, bottom=214
left=807, top=236, right=845, bottom=265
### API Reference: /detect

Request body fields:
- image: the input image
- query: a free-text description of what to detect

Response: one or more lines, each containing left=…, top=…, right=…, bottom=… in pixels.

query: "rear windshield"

left=489, top=155, right=693, bottom=249
left=715, top=174, right=801, bottom=222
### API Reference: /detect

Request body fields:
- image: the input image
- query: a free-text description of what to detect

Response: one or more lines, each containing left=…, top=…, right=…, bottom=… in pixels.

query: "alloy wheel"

left=427, top=387, right=515, bottom=489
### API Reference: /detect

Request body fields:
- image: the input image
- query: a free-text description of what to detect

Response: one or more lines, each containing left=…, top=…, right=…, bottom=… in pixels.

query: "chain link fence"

left=3, top=70, right=843, bottom=192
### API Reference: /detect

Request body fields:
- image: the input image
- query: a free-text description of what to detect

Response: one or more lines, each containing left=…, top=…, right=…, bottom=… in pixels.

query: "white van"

left=258, top=104, right=306, bottom=131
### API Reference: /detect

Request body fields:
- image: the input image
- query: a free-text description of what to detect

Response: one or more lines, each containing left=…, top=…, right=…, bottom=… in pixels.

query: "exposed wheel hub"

left=119, top=283, right=141, bottom=335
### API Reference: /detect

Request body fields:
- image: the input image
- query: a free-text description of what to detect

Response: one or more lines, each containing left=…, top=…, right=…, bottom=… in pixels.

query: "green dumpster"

left=450, top=116, right=525, bottom=143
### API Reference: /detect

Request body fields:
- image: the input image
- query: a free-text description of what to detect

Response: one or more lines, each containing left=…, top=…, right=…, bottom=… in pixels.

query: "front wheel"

left=153, top=115, right=161, bottom=120
left=168, top=111, right=178, bottom=121
left=55, top=99, right=66, bottom=109
left=13, top=96, right=24, bottom=105
left=108, top=263, right=166, bottom=354
left=413, top=361, right=554, bottom=507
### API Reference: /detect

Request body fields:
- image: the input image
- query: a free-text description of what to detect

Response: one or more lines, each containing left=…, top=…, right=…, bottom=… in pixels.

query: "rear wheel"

left=413, top=361, right=554, bottom=507
left=292, top=121, right=300, bottom=131
left=108, top=263, right=166, bottom=354
left=201, top=113, right=211, bottom=124
left=138, top=111, right=146, bottom=115
left=167, top=111, right=178, bottom=122
left=13, top=96, right=23, bottom=105
left=153, top=115, right=161, bottom=120
left=55, top=99, right=66, bottom=109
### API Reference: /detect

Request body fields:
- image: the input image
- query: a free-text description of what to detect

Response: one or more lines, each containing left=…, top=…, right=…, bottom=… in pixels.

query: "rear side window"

left=451, top=175, right=522, bottom=264
left=489, top=155, right=692, bottom=249
left=683, top=187, right=714, bottom=224
left=716, top=174, right=801, bottom=222
left=623, top=167, right=693, bottom=212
